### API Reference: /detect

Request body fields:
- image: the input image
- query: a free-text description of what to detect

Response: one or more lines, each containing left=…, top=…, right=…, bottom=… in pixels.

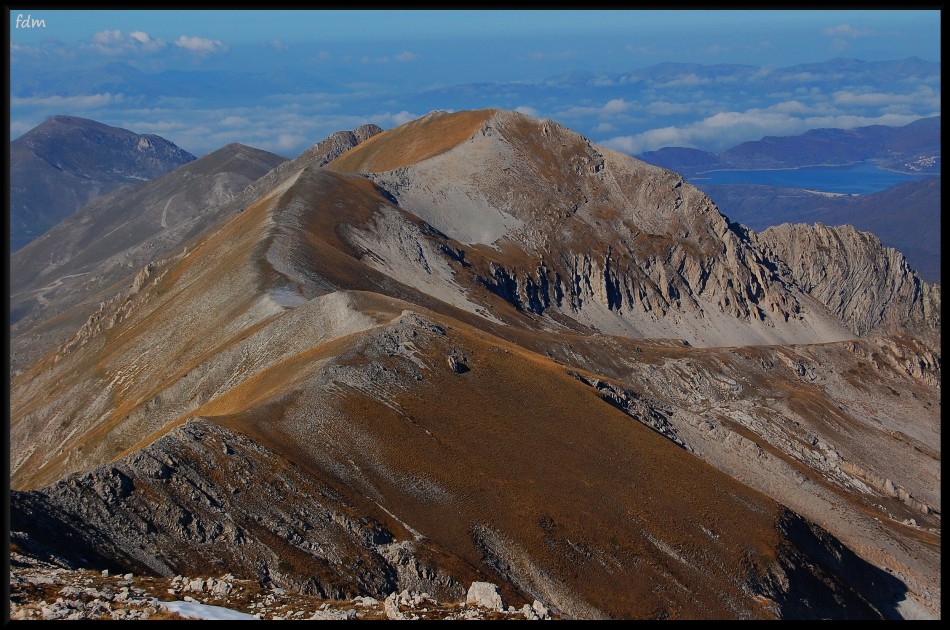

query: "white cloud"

left=560, top=98, right=635, bottom=118
left=601, top=135, right=639, bottom=153
left=394, top=50, right=419, bottom=62
left=646, top=101, right=693, bottom=116
left=276, top=133, right=305, bottom=152
left=832, top=86, right=939, bottom=109
left=823, top=24, right=873, bottom=38
left=602, top=99, right=631, bottom=114
left=387, top=111, right=416, bottom=126
left=602, top=102, right=936, bottom=155
left=515, top=105, right=539, bottom=117
left=89, top=29, right=165, bottom=54
left=264, top=39, right=289, bottom=51
left=771, top=100, right=812, bottom=114
left=175, top=35, right=228, bottom=54
left=11, top=93, right=124, bottom=109
left=653, top=74, right=712, bottom=89
left=220, top=115, right=250, bottom=126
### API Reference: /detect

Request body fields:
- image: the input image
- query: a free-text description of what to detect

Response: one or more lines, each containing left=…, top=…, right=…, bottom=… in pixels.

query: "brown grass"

left=327, top=109, right=496, bottom=173
left=184, top=306, right=791, bottom=619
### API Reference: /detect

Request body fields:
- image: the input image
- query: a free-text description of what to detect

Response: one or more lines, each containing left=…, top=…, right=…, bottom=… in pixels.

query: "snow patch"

left=160, top=600, right=258, bottom=620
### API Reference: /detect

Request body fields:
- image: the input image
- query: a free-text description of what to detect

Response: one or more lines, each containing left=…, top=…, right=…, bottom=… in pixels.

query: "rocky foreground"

left=9, top=550, right=553, bottom=621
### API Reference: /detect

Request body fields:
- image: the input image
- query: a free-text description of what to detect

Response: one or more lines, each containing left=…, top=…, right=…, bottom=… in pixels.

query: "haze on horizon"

left=8, top=9, right=941, bottom=157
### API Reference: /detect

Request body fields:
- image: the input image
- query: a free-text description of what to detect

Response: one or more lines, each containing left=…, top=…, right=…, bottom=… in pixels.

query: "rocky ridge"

left=757, top=222, right=940, bottom=344
left=10, top=143, right=287, bottom=375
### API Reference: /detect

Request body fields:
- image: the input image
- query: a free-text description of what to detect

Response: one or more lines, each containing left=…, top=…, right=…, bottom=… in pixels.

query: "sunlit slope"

left=327, top=109, right=497, bottom=173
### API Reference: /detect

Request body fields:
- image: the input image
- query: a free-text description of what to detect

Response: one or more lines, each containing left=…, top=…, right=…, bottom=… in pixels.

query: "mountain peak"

left=328, top=109, right=498, bottom=173
left=10, top=115, right=197, bottom=251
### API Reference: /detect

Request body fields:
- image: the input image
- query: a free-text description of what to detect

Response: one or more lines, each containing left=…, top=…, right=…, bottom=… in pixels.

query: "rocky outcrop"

left=298, top=124, right=384, bottom=168
left=9, top=418, right=459, bottom=602
left=757, top=223, right=940, bottom=344
left=9, top=554, right=550, bottom=620
left=568, top=371, right=688, bottom=450
left=224, top=123, right=383, bottom=219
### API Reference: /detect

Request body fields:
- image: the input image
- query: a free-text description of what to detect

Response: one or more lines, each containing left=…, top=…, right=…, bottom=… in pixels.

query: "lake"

left=689, top=161, right=930, bottom=194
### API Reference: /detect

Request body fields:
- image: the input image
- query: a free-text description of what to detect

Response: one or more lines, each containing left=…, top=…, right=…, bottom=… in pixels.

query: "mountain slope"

left=9, top=109, right=941, bottom=619
left=10, top=115, right=196, bottom=250
left=10, top=143, right=287, bottom=374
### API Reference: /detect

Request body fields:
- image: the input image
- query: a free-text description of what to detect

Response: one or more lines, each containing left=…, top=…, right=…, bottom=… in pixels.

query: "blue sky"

left=10, top=9, right=939, bottom=63
left=9, top=9, right=941, bottom=156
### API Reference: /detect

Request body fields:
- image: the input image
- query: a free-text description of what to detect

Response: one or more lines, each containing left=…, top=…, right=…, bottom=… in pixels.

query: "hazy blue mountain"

left=640, top=117, right=940, bottom=174
left=10, top=115, right=196, bottom=250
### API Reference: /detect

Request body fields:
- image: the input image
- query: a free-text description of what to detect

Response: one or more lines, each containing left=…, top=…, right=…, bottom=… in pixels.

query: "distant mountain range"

left=10, top=115, right=196, bottom=250
left=639, top=116, right=940, bottom=174
left=10, top=56, right=940, bottom=157
left=10, top=110, right=940, bottom=620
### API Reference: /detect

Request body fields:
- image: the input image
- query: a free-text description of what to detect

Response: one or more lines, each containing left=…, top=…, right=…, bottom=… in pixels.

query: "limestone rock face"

left=296, top=124, right=384, bottom=169
left=9, top=418, right=462, bottom=602
left=757, top=222, right=940, bottom=345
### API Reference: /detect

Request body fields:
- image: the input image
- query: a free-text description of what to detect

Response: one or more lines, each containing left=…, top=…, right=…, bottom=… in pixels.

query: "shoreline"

left=694, top=159, right=939, bottom=177
left=798, top=188, right=857, bottom=198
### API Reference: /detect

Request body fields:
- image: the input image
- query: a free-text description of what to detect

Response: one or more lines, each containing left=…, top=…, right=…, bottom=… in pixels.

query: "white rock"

left=466, top=581, right=505, bottom=612
left=532, top=600, right=550, bottom=619
left=384, top=592, right=407, bottom=620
